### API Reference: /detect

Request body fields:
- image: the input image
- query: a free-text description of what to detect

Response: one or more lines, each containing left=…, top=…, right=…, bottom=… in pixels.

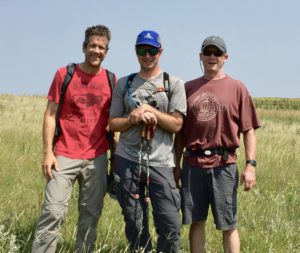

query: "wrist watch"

left=246, top=159, right=256, bottom=167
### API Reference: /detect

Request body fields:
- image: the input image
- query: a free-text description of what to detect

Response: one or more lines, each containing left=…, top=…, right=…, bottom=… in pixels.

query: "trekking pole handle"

left=146, top=124, right=152, bottom=141
left=140, top=124, right=146, bottom=137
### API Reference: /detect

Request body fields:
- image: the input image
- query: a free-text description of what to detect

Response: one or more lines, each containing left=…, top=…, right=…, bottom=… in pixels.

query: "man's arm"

left=42, top=101, right=59, bottom=181
left=130, top=104, right=183, bottom=133
left=174, top=128, right=185, bottom=187
left=109, top=115, right=133, bottom=133
left=240, top=128, right=256, bottom=191
left=109, top=105, right=183, bottom=134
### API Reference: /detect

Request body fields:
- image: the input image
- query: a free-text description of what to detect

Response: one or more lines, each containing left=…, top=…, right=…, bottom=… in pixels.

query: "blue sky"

left=1, top=0, right=299, bottom=98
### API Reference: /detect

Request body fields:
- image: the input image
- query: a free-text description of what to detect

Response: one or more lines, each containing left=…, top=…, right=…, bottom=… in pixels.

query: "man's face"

left=200, top=45, right=228, bottom=74
left=83, top=35, right=108, bottom=68
left=136, top=45, right=162, bottom=71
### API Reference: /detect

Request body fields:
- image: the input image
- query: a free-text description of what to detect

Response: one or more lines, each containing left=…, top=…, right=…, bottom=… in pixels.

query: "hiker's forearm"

left=174, top=128, right=185, bottom=166
left=141, top=104, right=183, bottom=133
left=109, top=116, right=132, bottom=132
left=43, top=101, right=57, bottom=155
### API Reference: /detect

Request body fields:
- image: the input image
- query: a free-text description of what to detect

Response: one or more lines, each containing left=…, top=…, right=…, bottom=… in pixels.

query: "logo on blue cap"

left=136, top=30, right=161, bottom=48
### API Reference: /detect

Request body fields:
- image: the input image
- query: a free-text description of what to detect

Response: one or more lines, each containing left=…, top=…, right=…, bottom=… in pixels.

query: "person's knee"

left=191, top=220, right=206, bottom=228
left=155, top=212, right=181, bottom=240
left=39, top=203, right=67, bottom=225
left=222, top=228, right=237, bottom=236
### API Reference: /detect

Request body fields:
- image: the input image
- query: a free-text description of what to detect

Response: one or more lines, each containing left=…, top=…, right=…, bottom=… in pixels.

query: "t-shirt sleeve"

left=168, top=77, right=187, bottom=115
left=109, top=77, right=127, bottom=118
left=239, top=84, right=261, bottom=132
left=47, top=69, right=64, bottom=104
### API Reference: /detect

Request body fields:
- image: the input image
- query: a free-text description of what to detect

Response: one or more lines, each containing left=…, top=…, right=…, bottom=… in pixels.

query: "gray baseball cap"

left=201, top=35, right=227, bottom=53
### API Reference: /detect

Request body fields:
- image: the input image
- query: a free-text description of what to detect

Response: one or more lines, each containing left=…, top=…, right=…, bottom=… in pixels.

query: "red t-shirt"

left=183, top=75, right=260, bottom=168
left=48, top=65, right=112, bottom=159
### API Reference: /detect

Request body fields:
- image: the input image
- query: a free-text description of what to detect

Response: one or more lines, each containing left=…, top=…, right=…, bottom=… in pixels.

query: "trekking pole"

left=144, top=124, right=151, bottom=204
left=134, top=126, right=145, bottom=200
left=144, top=124, right=153, bottom=248
left=132, top=125, right=146, bottom=251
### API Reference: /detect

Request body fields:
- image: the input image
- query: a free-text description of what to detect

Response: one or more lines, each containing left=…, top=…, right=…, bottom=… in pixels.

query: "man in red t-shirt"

left=31, top=25, right=116, bottom=253
left=174, top=35, right=260, bottom=253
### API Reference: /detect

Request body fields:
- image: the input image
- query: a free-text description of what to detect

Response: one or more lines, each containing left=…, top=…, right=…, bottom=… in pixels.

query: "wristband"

left=246, top=159, right=256, bottom=167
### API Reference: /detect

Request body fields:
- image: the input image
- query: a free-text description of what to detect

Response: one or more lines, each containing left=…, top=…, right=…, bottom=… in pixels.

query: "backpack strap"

left=53, top=63, right=76, bottom=149
left=126, top=73, right=137, bottom=94
left=105, top=69, right=116, bottom=155
left=163, top=72, right=170, bottom=100
left=106, top=69, right=116, bottom=95
left=126, top=72, right=170, bottom=101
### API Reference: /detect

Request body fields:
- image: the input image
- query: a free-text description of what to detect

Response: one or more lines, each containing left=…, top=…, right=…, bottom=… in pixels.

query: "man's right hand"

left=42, top=152, right=59, bottom=181
left=173, top=166, right=181, bottom=189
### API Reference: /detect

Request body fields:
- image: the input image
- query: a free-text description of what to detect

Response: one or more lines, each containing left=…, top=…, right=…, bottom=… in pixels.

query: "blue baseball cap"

left=135, top=30, right=161, bottom=48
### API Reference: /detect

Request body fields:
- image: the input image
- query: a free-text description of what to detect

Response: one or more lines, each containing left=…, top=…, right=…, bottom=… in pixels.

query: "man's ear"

left=224, top=54, right=229, bottom=63
left=199, top=52, right=203, bottom=61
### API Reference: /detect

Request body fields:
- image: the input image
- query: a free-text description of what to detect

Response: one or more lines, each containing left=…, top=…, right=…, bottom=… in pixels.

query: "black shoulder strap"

left=105, top=69, right=116, bottom=94
left=105, top=69, right=116, bottom=157
left=53, top=63, right=76, bottom=149
left=126, top=73, right=137, bottom=90
left=163, top=72, right=170, bottom=100
left=126, top=72, right=170, bottom=100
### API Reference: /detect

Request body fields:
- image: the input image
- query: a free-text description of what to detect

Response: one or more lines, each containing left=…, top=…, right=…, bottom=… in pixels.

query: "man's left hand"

left=240, top=165, right=256, bottom=191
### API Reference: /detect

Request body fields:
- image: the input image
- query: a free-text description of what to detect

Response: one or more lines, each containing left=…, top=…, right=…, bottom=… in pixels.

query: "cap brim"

left=202, top=43, right=226, bottom=52
left=136, top=40, right=160, bottom=48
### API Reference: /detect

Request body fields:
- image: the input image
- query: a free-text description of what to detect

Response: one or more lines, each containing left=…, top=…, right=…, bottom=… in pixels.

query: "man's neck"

left=79, top=62, right=102, bottom=75
left=204, top=70, right=226, bottom=80
left=139, top=67, right=162, bottom=80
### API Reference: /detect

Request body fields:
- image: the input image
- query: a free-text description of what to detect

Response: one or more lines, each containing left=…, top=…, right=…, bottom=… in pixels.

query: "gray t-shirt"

left=110, top=72, right=186, bottom=167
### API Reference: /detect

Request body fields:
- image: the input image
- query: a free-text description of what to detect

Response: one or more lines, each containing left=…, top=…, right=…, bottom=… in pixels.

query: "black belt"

left=184, top=148, right=235, bottom=161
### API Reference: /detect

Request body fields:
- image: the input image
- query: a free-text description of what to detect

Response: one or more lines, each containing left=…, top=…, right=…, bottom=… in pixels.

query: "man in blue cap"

left=109, top=30, right=186, bottom=252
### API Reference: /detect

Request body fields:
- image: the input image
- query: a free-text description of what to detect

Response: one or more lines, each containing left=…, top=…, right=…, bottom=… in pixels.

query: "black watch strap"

left=246, top=159, right=256, bottom=167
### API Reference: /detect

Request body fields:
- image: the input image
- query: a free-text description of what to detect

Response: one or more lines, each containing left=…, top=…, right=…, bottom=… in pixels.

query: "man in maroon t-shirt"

left=174, top=35, right=260, bottom=253
left=31, top=25, right=115, bottom=253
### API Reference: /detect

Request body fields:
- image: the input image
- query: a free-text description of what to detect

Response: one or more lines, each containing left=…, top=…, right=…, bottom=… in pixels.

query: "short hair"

left=83, top=25, right=111, bottom=50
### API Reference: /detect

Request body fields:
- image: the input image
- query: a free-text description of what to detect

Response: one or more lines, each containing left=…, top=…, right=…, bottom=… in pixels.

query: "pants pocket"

left=169, top=182, right=181, bottom=211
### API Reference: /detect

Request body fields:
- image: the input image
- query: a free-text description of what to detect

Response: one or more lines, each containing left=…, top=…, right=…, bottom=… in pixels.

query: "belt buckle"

left=204, top=149, right=212, bottom=156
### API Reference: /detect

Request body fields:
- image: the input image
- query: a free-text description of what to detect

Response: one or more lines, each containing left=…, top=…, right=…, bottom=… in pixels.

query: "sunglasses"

left=202, top=48, right=224, bottom=57
left=136, top=47, right=160, bottom=56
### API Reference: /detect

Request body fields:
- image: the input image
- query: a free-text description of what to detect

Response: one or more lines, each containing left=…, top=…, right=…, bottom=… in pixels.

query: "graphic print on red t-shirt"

left=192, top=92, right=226, bottom=121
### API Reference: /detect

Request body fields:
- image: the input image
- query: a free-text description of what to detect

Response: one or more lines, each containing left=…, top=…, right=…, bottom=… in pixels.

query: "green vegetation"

left=0, top=94, right=299, bottom=252
left=253, top=97, right=300, bottom=110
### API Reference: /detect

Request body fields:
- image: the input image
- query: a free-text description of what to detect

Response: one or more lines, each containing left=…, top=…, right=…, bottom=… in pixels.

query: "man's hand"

left=140, top=111, right=157, bottom=126
left=173, top=166, right=181, bottom=189
left=240, top=165, right=256, bottom=191
left=42, top=152, right=59, bottom=181
left=129, top=105, right=157, bottom=126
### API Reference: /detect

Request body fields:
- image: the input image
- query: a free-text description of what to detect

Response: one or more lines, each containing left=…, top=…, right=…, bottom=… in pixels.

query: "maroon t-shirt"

left=48, top=65, right=112, bottom=159
left=183, top=75, right=260, bottom=168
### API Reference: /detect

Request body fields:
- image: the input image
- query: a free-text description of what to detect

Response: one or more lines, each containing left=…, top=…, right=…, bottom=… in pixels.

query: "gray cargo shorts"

left=181, top=162, right=238, bottom=230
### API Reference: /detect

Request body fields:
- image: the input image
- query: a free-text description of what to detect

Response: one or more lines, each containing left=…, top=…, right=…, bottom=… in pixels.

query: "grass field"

left=0, top=94, right=299, bottom=253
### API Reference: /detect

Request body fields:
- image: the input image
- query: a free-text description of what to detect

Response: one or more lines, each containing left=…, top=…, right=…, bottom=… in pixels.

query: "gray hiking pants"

left=31, top=154, right=107, bottom=253
left=114, top=155, right=181, bottom=253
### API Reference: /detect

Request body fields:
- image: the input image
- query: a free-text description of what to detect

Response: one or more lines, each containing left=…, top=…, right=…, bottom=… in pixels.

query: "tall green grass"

left=253, top=97, right=300, bottom=110
left=0, top=94, right=299, bottom=252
